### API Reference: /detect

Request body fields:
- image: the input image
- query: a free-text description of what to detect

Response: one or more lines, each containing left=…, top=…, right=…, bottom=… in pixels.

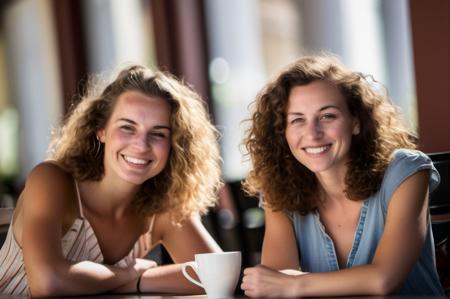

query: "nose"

left=305, top=119, right=323, bottom=140
left=131, top=133, right=150, bottom=152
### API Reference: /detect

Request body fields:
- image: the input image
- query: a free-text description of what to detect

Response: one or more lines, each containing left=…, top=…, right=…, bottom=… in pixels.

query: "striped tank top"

left=0, top=181, right=156, bottom=295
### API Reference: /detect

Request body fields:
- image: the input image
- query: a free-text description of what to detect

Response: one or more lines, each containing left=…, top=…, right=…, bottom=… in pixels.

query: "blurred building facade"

left=0, top=0, right=448, bottom=194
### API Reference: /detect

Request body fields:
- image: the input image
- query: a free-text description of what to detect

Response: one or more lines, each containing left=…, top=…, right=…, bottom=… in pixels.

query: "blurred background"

left=0, top=0, right=448, bottom=267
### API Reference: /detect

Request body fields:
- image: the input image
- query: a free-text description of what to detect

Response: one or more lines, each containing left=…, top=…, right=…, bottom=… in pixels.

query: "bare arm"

left=139, top=213, right=222, bottom=294
left=21, top=163, right=151, bottom=297
left=242, top=170, right=431, bottom=297
left=261, top=207, right=300, bottom=269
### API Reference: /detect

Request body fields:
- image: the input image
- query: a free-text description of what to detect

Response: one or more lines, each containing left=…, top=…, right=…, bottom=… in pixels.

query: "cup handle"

left=181, top=261, right=204, bottom=288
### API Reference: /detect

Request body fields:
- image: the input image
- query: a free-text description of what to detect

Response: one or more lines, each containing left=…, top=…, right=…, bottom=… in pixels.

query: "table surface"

left=1, top=294, right=449, bottom=299
left=0, top=295, right=205, bottom=299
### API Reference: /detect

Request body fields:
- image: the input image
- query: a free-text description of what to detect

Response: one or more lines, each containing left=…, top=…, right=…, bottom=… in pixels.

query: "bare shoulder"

left=27, top=161, right=71, bottom=182
left=24, top=162, right=75, bottom=200
left=14, top=162, right=79, bottom=245
left=265, top=207, right=291, bottom=224
left=21, top=161, right=78, bottom=223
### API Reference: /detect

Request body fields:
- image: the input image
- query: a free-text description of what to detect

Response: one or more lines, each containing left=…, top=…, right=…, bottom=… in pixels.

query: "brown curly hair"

left=243, top=54, right=417, bottom=214
left=48, top=65, right=223, bottom=222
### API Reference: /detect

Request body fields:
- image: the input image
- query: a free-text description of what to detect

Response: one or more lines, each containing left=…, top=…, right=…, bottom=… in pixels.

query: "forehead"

left=287, top=80, right=346, bottom=111
left=110, top=90, right=171, bottom=123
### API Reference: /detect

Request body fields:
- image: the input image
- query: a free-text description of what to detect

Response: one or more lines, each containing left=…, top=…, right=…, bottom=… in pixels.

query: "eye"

left=120, top=125, right=135, bottom=133
left=289, top=117, right=305, bottom=125
left=149, top=131, right=168, bottom=140
left=320, top=113, right=337, bottom=121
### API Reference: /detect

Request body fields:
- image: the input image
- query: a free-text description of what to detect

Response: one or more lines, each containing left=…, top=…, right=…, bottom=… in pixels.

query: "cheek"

left=155, top=141, right=171, bottom=159
left=328, top=121, right=353, bottom=139
left=285, top=127, right=301, bottom=147
left=109, top=130, right=129, bottom=143
left=285, top=130, right=293, bottom=149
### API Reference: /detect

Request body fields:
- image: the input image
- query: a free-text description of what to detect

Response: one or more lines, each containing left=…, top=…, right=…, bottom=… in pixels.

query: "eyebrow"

left=287, top=105, right=341, bottom=116
left=117, top=118, right=171, bottom=131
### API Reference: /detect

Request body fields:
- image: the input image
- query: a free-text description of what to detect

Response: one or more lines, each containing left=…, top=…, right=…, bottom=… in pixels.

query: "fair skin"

left=241, top=80, right=430, bottom=297
left=14, top=91, right=221, bottom=297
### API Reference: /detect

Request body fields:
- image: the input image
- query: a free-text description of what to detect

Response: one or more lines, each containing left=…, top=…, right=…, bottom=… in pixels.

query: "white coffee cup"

left=181, top=251, right=241, bottom=298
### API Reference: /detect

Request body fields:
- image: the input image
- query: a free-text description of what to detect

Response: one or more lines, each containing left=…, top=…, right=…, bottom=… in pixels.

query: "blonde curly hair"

left=49, top=65, right=223, bottom=222
left=243, top=55, right=416, bottom=214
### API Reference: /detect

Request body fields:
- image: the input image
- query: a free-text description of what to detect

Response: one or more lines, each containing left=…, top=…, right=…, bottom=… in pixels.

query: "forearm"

left=293, top=265, right=396, bottom=297
left=140, top=264, right=204, bottom=295
left=29, top=261, right=136, bottom=297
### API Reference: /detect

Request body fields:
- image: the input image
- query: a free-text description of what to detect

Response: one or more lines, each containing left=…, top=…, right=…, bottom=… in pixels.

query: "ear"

left=352, top=119, right=360, bottom=135
left=97, top=129, right=106, bottom=143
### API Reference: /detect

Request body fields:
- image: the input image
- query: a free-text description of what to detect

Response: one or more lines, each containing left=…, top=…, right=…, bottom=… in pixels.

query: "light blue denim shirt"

left=290, top=149, right=444, bottom=295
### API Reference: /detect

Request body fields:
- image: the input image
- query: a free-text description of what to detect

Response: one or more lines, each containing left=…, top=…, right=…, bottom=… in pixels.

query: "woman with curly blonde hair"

left=241, top=55, right=443, bottom=296
left=0, top=65, right=223, bottom=296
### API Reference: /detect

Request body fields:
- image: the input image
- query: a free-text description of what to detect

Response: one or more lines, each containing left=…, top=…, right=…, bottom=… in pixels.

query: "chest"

left=318, top=201, right=363, bottom=268
left=85, top=214, right=148, bottom=264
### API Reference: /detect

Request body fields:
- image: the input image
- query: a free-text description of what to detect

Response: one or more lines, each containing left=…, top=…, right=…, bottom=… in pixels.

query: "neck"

left=79, top=178, right=139, bottom=220
left=315, top=166, right=348, bottom=203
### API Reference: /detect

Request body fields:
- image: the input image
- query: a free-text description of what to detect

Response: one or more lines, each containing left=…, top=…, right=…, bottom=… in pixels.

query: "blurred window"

left=0, top=34, right=18, bottom=180
left=1, top=0, right=62, bottom=181
left=82, top=0, right=157, bottom=72
left=205, top=0, right=416, bottom=181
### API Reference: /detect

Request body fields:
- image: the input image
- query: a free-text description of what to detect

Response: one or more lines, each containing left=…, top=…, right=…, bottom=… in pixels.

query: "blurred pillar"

left=409, top=0, right=450, bottom=152
left=204, top=0, right=265, bottom=181
left=3, top=0, right=63, bottom=179
left=300, top=0, right=346, bottom=58
left=381, top=0, right=417, bottom=125
left=52, top=0, right=88, bottom=113
left=301, top=0, right=386, bottom=84
left=150, top=0, right=211, bottom=107
left=82, top=0, right=154, bottom=74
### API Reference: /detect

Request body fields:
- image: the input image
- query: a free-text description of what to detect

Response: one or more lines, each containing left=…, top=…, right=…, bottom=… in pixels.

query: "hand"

left=133, top=258, right=157, bottom=276
left=241, top=265, right=300, bottom=298
left=115, top=259, right=157, bottom=293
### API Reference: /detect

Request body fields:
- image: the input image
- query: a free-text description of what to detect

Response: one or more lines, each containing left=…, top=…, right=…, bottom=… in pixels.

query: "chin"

left=124, top=178, right=146, bottom=185
left=120, top=173, right=153, bottom=186
left=301, top=162, right=331, bottom=174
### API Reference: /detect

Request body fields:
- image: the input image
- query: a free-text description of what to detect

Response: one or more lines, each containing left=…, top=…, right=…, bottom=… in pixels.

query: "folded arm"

left=138, top=213, right=222, bottom=294
left=242, top=170, right=431, bottom=297
left=21, top=163, right=150, bottom=297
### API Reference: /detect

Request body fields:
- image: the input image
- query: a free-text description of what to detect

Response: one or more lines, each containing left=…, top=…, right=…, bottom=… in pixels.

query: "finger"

left=255, top=263, right=268, bottom=270
left=240, top=282, right=247, bottom=291
left=243, top=267, right=254, bottom=275
left=244, top=289, right=259, bottom=298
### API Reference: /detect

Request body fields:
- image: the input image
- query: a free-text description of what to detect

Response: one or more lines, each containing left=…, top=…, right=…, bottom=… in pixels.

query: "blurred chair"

left=428, top=151, right=450, bottom=288
left=213, top=181, right=264, bottom=268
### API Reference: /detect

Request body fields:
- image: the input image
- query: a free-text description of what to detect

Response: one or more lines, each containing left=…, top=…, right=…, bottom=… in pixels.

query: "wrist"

left=289, top=273, right=304, bottom=297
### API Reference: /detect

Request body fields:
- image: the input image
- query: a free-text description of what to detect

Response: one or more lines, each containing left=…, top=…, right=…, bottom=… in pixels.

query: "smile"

left=122, top=155, right=151, bottom=165
left=303, top=145, right=331, bottom=154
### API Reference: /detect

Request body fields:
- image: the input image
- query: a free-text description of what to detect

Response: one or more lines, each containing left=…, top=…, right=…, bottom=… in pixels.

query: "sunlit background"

left=0, top=0, right=422, bottom=182
left=0, top=0, right=448, bottom=264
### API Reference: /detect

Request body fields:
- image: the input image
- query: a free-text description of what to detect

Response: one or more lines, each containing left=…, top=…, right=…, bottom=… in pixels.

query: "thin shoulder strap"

left=73, top=179, right=85, bottom=218
left=148, top=214, right=156, bottom=234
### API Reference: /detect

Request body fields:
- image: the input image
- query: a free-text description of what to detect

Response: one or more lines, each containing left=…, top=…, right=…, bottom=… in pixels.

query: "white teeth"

left=304, top=146, right=329, bottom=154
left=123, top=155, right=148, bottom=165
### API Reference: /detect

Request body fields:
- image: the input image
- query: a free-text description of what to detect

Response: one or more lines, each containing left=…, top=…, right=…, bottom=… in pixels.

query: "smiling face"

left=97, top=90, right=172, bottom=186
left=285, top=80, right=359, bottom=176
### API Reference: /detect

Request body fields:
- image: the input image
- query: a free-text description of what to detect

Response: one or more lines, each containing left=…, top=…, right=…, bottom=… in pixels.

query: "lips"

left=303, top=144, right=331, bottom=154
left=122, top=154, right=151, bottom=165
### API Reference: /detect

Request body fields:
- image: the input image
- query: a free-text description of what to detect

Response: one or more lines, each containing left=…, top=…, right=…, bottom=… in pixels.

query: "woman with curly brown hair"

left=0, top=65, right=223, bottom=296
left=241, top=55, right=443, bottom=296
